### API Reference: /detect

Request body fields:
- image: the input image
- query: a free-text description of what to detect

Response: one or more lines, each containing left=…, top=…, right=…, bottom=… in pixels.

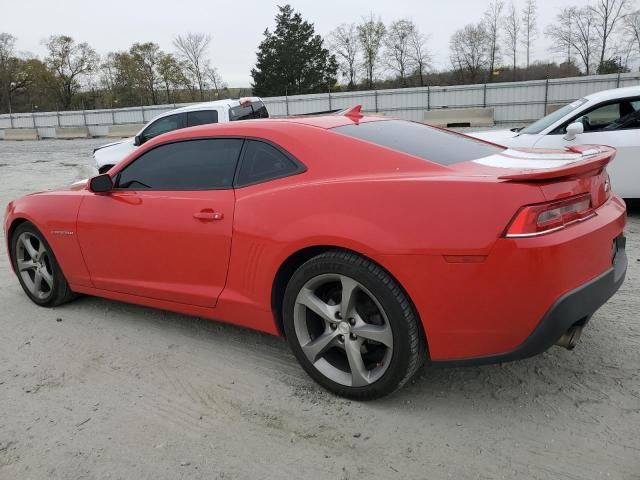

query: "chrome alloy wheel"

left=293, top=274, right=394, bottom=387
left=15, top=232, right=54, bottom=300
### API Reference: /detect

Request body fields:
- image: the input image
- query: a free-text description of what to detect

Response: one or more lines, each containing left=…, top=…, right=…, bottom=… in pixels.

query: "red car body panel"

left=4, top=116, right=627, bottom=362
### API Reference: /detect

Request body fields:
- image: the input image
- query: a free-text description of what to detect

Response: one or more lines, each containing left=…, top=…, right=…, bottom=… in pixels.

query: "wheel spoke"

left=353, top=323, right=393, bottom=348
left=297, top=288, right=338, bottom=324
left=40, top=268, right=54, bottom=288
left=301, top=330, right=338, bottom=363
left=17, top=259, right=37, bottom=272
left=37, top=242, right=47, bottom=259
left=339, top=275, right=359, bottom=319
left=344, top=338, right=370, bottom=387
left=21, top=236, right=38, bottom=260
left=33, top=271, right=44, bottom=293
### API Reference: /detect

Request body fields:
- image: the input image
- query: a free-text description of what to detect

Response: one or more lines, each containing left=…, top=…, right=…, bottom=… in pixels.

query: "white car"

left=93, top=97, right=269, bottom=173
left=470, top=86, right=640, bottom=198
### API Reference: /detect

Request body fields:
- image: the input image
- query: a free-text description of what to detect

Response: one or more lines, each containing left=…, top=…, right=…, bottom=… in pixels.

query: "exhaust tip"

left=556, top=326, right=583, bottom=350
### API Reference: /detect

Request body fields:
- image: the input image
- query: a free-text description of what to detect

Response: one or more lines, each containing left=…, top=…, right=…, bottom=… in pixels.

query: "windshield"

left=520, top=98, right=588, bottom=134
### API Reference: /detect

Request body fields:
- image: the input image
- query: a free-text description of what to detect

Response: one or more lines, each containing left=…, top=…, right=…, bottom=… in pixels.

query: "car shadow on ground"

left=57, top=289, right=617, bottom=410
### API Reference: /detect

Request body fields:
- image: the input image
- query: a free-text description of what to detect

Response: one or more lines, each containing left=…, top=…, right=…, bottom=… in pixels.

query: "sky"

left=2, top=0, right=599, bottom=87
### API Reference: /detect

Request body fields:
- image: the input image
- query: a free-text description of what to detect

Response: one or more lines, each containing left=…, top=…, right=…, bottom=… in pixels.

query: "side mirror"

left=89, top=174, right=114, bottom=193
left=564, top=122, right=584, bottom=141
left=134, top=134, right=143, bottom=146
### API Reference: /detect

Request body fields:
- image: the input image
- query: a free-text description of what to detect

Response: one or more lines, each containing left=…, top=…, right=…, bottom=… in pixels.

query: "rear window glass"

left=333, top=120, right=504, bottom=165
left=230, top=101, right=269, bottom=121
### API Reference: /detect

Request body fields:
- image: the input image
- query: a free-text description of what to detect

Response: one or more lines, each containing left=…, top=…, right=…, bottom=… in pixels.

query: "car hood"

left=93, top=137, right=137, bottom=169
left=93, top=138, right=133, bottom=152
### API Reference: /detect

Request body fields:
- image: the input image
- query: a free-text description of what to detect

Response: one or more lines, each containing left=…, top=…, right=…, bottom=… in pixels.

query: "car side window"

left=187, top=110, right=219, bottom=127
left=554, top=97, right=640, bottom=134
left=141, top=114, right=185, bottom=142
left=235, top=140, right=301, bottom=186
left=116, top=139, right=243, bottom=190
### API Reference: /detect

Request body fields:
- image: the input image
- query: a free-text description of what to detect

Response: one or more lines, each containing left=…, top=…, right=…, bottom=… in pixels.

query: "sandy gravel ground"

left=0, top=139, right=638, bottom=480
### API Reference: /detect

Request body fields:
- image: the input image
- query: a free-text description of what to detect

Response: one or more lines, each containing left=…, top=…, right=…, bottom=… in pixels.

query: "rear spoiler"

left=499, top=145, right=616, bottom=181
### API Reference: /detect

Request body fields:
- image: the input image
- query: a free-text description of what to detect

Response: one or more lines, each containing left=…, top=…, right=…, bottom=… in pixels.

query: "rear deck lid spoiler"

left=472, top=145, right=615, bottom=181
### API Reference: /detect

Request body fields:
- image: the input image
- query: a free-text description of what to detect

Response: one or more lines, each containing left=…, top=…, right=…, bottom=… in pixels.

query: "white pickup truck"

left=93, top=97, right=269, bottom=173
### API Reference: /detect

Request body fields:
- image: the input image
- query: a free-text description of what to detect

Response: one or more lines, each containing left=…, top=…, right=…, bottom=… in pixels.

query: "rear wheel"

left=10, top=222, right=76, bottom=307
left=283, top=250, right=426, bottom=399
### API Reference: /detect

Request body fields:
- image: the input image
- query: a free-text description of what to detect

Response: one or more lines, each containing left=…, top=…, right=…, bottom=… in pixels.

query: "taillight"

left=505, top=193, right=595, bottom=238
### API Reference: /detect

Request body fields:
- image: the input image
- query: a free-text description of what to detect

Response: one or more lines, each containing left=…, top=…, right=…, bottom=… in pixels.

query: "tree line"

left=1, top=0, right=639, bottom=114
left=0, top=32, right=232, bottom=114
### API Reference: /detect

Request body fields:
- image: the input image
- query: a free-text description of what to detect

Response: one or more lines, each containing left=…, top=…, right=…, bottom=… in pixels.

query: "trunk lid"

left=454, top=145, right=615, bottom=208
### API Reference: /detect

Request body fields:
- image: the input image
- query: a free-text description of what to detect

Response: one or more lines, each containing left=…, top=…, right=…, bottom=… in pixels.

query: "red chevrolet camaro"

left=4, top=108, right=628, bottom=399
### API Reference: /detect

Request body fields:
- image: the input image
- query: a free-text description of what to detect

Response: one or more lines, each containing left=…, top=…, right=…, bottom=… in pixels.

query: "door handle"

left=193, top=210, right=224, bottom=221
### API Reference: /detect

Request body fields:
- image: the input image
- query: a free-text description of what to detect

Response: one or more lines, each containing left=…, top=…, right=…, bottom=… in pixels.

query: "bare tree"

left=625, top=10, right=640, bottom=56
left=383, top=19, right=416, bottom=86
left=573, top=8, right=599, bottom=74
left=357, top=14, right=386, bottom=89
left=588, top=0, right=631, bottom=70
left=450, top=24, right=489, bottom=84
left=409, top=27, right=431, bottom=86
left=546, top=7, right=576, bottom=68
left=44, top=35, right=99, bottom=108
left=206, top=66, right=226, bottom=98
left=483, top=1, right=504, bottom=82
left=173, top=32, right=211, bottom=101
left=330, top=23, right=360, bottom=89
left=521, top=0, right=538, bottom=68
left=503, top=2, right=521, bottom=80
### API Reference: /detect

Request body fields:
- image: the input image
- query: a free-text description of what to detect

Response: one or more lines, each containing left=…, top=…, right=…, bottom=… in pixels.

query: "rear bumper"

left=433, top=235, right=627, bottom=367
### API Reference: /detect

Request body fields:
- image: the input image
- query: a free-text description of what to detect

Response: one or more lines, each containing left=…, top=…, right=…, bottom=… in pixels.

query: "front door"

left=77, top=138, right=243, bottom=307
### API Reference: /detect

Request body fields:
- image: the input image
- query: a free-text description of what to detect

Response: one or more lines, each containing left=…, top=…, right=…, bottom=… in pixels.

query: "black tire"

left=282, top=250, right=426, bottom=400
left=98, top=165, right=114, bottom=175
left=10, top=222, right=77, bottom=307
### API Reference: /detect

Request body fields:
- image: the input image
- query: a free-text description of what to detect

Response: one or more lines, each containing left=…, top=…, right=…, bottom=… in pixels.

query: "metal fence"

left=1, top=71, right=639, bottom=139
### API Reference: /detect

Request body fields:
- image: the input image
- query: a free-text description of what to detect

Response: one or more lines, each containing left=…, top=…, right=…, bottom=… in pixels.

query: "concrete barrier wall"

left=3, top=128, right=39, bottom=141
left=55, top=127, right=91, bottom=139
left=107, top=124, right=144, bottom=138
left=423, top=107, right=494, bottom=127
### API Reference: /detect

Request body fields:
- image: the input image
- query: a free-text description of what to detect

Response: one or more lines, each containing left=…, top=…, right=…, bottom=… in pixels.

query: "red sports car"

left=4, top=108, right=627, bottom=399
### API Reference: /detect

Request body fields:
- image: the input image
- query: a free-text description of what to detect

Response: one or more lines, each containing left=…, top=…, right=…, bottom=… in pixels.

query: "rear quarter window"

left=333, top=120, right=504, bottom=165
left=230, top=101, right=269, bottom=121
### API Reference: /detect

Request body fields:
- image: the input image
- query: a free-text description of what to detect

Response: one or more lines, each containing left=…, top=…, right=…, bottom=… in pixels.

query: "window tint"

left=252, top=102, right=270, bottom=119
left=236, top=140, right=300, bottom=186
left=230, top=101, right=269, bottom=121
left=116, top=139, right=242, bottom=190
left=141, top=114, right=184, bottom=142
left=187, top=109, right=218, bottom=127
left=333, top=120, right=504, bottom=165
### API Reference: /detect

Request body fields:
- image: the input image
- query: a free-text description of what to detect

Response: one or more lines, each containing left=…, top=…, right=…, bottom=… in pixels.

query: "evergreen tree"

left=251, top=5, right=337, bottom=97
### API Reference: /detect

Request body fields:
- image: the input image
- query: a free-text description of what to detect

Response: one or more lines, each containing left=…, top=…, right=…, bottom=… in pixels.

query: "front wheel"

left=10, top=222, right=76, bottom=307
left=282, top=250, right=426, bottom=400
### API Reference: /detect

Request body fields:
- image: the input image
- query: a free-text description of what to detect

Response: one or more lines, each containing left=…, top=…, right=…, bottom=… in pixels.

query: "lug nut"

left=350, top=333, right=357, bottom=340
left=330, top=323, right=337, bottom=330
left=335, top=311, right=342, bottom=320
left=348, top=318, right=356, bottom=326
left=339, top=335, right=345, bottom=342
